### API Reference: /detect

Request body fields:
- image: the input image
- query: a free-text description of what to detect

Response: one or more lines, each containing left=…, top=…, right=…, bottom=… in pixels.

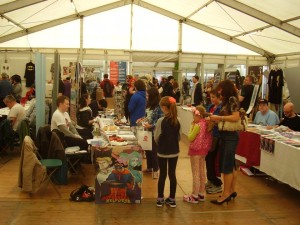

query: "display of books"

left=94, top=148, right=142, bottom=204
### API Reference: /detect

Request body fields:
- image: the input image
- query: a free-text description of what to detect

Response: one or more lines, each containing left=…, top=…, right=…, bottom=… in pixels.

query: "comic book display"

left=91, top=117, right=141, bottom=204
left=94, top=146, right=142, bottom=204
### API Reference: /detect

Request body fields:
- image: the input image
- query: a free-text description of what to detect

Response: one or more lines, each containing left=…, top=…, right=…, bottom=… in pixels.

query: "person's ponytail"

left=160, top=96, right=178, bottom=126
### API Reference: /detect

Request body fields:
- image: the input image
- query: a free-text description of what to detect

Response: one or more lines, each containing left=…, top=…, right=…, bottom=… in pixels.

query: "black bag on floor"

left=70, top=185, right=95, bottom=202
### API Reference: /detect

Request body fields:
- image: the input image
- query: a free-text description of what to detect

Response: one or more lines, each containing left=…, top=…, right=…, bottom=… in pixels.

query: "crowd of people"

left=0, top=72, right=22, bottom=108
left=1, top=70, right=299, bottom=209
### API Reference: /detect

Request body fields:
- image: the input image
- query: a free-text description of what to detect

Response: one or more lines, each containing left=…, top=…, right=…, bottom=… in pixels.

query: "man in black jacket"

left=279, top=102, right=300, bottom=131
left=161, top=76, right=175, bottom=98
left=239, top=75, right=254, bottom=112
left=191, top=75, right=203, bottom=106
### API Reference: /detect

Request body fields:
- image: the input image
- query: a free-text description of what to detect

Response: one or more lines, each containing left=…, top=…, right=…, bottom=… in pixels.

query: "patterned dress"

left=188, top=118, right=212, bottom=156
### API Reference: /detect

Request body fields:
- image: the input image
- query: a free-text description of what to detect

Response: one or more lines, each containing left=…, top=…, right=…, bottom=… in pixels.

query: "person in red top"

left=25, top=84, right=35, bottom=100
left=100, top=74, right=114, bottom=98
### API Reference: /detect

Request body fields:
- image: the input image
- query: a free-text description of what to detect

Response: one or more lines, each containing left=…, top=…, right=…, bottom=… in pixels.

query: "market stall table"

left=235, top=131, right=261, bottom=167
left=0, top=102, right=30, bottom=117
left=89, top=118, right=142, bottom=204
left=260, top=141, right=300, bottom=191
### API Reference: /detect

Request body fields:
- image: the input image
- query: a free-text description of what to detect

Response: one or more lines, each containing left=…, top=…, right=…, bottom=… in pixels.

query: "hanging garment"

left=268, top=69, right=284, bottom=104
left=24, top=61, right=35, bottom=87
left=1, top=62, right=10, bottom=76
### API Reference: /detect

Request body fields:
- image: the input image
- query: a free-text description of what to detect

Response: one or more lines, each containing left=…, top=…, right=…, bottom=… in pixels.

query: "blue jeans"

left=219, top=131, right=239, bottom=174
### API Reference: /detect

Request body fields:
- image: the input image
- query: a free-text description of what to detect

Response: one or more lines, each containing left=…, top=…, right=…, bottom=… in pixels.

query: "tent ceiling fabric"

left=0, top=0, right=300, bottom=58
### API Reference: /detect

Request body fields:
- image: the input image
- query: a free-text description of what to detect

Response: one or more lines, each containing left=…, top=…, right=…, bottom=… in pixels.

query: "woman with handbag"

left=209, top=80, right=240, bottom=205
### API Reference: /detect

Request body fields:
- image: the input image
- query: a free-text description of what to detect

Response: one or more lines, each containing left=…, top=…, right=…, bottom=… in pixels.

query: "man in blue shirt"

left=253, top=99, right=280, bottom=126
left=0, top=72, right=13, bottom=108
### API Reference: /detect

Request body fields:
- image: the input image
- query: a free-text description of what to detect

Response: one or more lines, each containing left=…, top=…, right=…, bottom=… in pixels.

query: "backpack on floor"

left=70, top=185, right=95, bottom=202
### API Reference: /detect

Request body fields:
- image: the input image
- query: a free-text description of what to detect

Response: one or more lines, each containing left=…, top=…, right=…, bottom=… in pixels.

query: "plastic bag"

left=137, top=128, right=152, bottom=151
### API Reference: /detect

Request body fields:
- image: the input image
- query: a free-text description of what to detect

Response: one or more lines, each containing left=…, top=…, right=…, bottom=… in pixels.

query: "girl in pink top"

left=183, top=105, right=213, bottom=203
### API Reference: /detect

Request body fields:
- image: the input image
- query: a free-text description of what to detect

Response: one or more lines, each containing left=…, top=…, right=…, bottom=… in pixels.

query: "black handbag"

left=70, top=185, right=95, bottom=202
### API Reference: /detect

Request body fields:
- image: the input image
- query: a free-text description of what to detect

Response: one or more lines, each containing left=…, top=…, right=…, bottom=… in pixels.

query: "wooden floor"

left=1, top=136, right=300, bottom=225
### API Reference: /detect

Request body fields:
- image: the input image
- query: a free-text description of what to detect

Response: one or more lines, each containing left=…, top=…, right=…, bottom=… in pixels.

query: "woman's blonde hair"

left=160, top=96, right=178, bottom=126
left=194, top=105, right=210, bottom=118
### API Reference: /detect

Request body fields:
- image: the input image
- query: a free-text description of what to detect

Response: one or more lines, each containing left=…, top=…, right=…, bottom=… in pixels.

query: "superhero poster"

left=94, top=146, right=142, bottom=204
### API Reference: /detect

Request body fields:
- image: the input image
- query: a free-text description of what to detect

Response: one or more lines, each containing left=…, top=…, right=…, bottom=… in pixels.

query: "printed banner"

left=94, top=146, right=142, bottom=204
left=110, top=61, right=119, bottom=84
left=110, top=61, right=127, bottom=84
left=118, top=61, right=127, bottom=84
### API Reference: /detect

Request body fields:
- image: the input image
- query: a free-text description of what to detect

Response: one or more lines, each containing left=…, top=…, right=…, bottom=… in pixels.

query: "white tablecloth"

left=176, top=107, right=300, bottom=191
left=0, top=107, right=10, bottom=116
left=260, top=141, right=300, bottom=191
left=0, top=104, right=30, bottom=116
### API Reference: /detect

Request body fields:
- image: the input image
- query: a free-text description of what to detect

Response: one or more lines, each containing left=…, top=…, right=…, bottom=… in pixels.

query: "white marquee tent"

left=1, top=0, right=300, bottom=75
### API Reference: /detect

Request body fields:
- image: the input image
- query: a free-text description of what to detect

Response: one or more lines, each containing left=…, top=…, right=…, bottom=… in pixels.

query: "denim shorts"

left=219, top=131, right=239, bottom=174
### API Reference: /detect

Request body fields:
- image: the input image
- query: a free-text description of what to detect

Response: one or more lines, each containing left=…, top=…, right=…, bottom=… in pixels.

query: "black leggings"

left=157, top=156, right=178, bottom=199
left=206, top=137, right=222, bottom=186
left=65, top=136, right=89, bottom=150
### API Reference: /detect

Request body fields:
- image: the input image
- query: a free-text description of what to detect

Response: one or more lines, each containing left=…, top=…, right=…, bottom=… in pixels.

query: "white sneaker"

left=206, top=185, right=222, bottom=194
left=205, top=181, right=214, bottom=189
left=152, top=171, right=159, bottom=179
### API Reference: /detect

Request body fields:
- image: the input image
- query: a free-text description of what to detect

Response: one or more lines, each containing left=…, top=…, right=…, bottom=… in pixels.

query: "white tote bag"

left=137, top=128, right=152, bottom=151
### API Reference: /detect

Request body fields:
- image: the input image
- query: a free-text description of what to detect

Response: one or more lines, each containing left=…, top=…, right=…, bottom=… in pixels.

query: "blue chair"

left=19, top=136, right=62, bottom=197
left=40, top=159, right=63, bottom=198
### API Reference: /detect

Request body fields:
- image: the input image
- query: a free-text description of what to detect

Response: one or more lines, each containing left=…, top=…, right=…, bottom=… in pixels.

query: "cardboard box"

left=106, top=97, right=115, bottom=109
left=96, top=88, right=104, bottom=101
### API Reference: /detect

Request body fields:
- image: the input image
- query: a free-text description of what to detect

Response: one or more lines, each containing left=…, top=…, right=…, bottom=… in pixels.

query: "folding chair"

left=19, top=136, right=62, bottom=197
left=47, top=131, right=68, bottom=185
left=17, top=118, right=30, bottom=148
left=65, top=147, right=89, bottom=177
left=36, top=127, right=68, bottom=187
left=52, top=129, right=89, bottom=177
left=0, top=119, right=17, bottom=159
left=34, top=143, right=63, bottom=197
left=0, top=118, right=29, bottom=154
left=39, top=158, right=62, bottom=198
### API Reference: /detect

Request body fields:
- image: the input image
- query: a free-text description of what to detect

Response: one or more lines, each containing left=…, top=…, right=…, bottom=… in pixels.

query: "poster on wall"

left=118, top=61, right=127, bottom=84
left=94, top=146, right=142, bottom=204
left=248, top=66, right=263, bottom=85
left=63, top=66, right=69, bottom=76
left=109, top=61, right=127, bottom=84
left=246, top=84, right=260, bottom=114
left=62, top=62, right=76, bottom=80
left=110, top=61, right=118, bottom=84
